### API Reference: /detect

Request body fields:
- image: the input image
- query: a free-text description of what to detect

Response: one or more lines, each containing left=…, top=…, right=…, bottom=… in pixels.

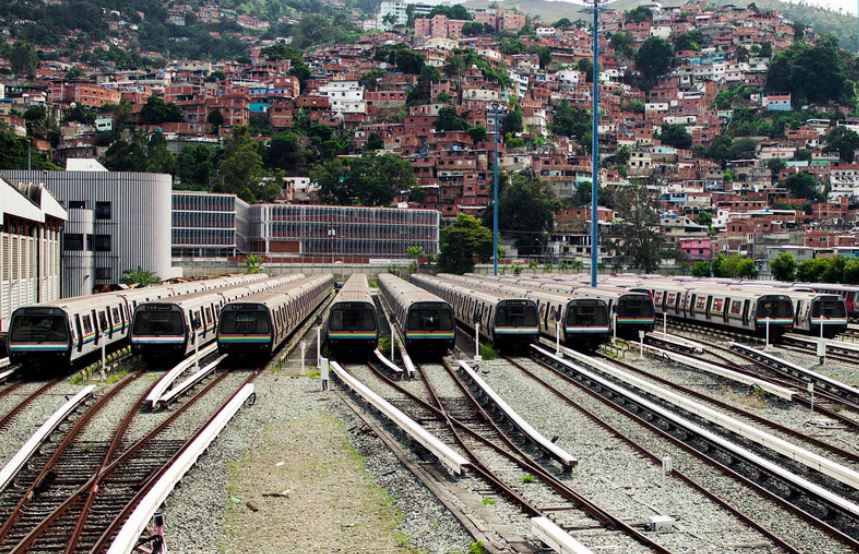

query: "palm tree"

left=572, top=258, right=585, bottom=274
left=245, top=254, right=262, bottom=274
left=122, top=267, right=160, bottom=287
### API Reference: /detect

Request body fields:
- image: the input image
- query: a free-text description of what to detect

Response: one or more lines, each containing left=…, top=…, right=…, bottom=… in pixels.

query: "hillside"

left=461, top=0, right=859, bottom=52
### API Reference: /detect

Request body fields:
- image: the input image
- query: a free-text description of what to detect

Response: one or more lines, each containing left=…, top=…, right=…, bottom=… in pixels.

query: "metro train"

left=485, top=275, right=656, bottom=338
left=130, top=274, right=303, bottom=362
left=378, top=273, right=455, bottom=356
left=326, top=274, right=379, bottom=355
left=411, top=274, right=540, bottom=350
left=431, top=274, right=610, bottom=350
left=218, top=275, right=333, bottom=357
left=7, top=274, right=270, bottom=367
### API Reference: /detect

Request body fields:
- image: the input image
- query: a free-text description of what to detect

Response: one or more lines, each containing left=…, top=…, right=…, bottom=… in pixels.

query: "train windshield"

left=618, top=295, right=655, bottom=318
left=757, top=296, right=793, bottom=319
left=812, top=299, right=846, bottom=319
left=495, top=303, right=538, bottom=327
left=10, top=312, right=68, bottom=342
left=220, top=310, right=271, bottom=334
left=132, top=311, right=184, bottom=335
left=407, top=306, right=454, bottom=331
left=567, top=300, right=608, bottom=326
left=329, top=306, right=376, bottom=331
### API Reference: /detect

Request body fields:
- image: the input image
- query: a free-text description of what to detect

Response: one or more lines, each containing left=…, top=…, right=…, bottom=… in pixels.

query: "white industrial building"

left=0, top=177, right=66, bottom=333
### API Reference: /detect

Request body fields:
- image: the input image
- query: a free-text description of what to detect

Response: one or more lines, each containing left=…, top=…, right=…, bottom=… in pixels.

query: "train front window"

left=567, top=302, right=608, bottom=326
left=132, top=311, right=183, bottom=335
left=10, top=315, right=68, bottom=342
left=330, top=308, right=376, bottom=331
left=619, top=296, right=654, bottom=318
left=813, top=300, right=846, bottom=319
left=220, top=311, right=270, bottom=334
left=495, top=305, right=538, bottom=327
left=407, top=308, right=454, bottom=331
left=757, top=297, right=793, bottom=319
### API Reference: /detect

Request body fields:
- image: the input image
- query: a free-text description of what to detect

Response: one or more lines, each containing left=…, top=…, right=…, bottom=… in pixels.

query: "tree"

left=695, top=211, right=713, bottom=227
left=735, top=45, right=750, bottom=63
left=435, top=106, right=467, bottom=132
left=674, top=30, right=704, bottom=52
left=712, top=253, right=757, bottom=278
left=462, top=21, right=491, bottom=36
left=176, top=144, right=219, bottom=189
left=140, top=96, right=183, bottom=125
left=366, top=132, right=384, bottom=151
left=765, top=37, right=851, bottom=105
left=625, top=6, right=653, bottom=23
left=467, top=126, right=487, bottom=144
left=760, top=42, right=773, bottom=58
left=501, top=106, right=523, bottom=135
left=659, top=124, right=692, bottom=149
left=792, top=21, right=805, bottom=41
left=244, top=254, right=262, bottom=275
left=491, top=175, right=557, bottom=256
left=784, top=171, right=820, bottom=201
left=635, top=37, right=674, bottom=90
left=438, top=214, right=493, bottom=274
left=122, top=267, right=161, bottom=286
left=312, top=153, right=416, bottom=206
left=767, top=158, right=787, bottom=179
left=613, top=186, right=663, bottom=272
left=843, top=259, right=859, bottom=284
left=824, top=126, right=859, bottom=163
left=691, top=261, right=711, bottom=277
left=206, top=109, right=224, bottom=134
left=610, top=32, right=635, bottom=58
left=554, top=18, right=573, bottom=30
left=770, top=252, right=797, bottom=281
left=216, top=127, right=274, bottom=203
left=267, top=130, right=307, bottom=170
left=10, top=41, right=38, bottom=76
left=551, top=101, right=591, bottom=148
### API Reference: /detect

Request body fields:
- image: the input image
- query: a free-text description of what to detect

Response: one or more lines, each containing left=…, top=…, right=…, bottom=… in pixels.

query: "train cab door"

left=795, top=300, right=804, bottom=327
left=73, top=314, right=83, bottom=353
left=688, top=294, right=696, bottom=319
left=91, top=310, right=101, bottom=346
left=705, top=296, right=713, bottom=320
left=742, top=300, right=751, bottom=327
left=722, top=298, right=730, bottom=323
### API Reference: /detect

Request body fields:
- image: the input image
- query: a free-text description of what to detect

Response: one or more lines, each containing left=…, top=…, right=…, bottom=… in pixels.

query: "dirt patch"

left=220, top=409, right=416, bottom=553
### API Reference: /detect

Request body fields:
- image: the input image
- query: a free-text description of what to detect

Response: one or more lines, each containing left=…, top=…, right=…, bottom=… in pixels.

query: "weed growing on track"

left=481, top=498, right=496, bottom=505
left=521, top=473, right=535, bottom=483
left=105, top=368, right=130, bottom=384
left=479, top=344, right=498, bottom=360
left=468, top=541, right=487, bottom=554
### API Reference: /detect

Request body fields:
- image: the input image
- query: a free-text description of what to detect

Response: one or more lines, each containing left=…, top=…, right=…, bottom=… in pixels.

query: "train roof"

left=379, top=273, right=450, bottom=306
left=415, top=274, right=534, bottom=306
left=137, top=275, right=302, bottom=310
left=222, top=275, right=333, bottom=309
left=331, top=274, right=373, bottom=305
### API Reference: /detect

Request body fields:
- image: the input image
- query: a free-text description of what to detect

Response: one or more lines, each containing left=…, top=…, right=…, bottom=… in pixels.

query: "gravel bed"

left=162, top=365, right=475, bottom=553
left=771, top=346, right=859, bottom=388
left=420, top=360, right=657, bottom=553
left=75, top=372, right=156, bottom=442
left=0, top=380, right=88, bottom=466
left=515, top=356, right=856, bottom=554
left=607, top=354, right=859, bottom=470
left=476, top=357, right=779, bottom=553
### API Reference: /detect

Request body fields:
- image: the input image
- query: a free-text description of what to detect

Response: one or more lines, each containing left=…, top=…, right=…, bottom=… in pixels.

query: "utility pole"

left=490, top=103, right=503, bottom=276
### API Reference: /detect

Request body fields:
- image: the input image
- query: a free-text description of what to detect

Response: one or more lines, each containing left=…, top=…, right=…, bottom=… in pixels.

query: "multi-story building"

left=49, top=83, right=121, bottom=108
left=1, top=178, right=66, bottom=333
left=246, top=204, right=439, bottom=263
left=376, top=1, right=432, bottom=30
left=172, top=191, right=249, bottom=259
left=2, top=166, right=178, bottom=297
left=414, top=15, right=466, bottom=39
left=318, top=81, right=366, bottom=114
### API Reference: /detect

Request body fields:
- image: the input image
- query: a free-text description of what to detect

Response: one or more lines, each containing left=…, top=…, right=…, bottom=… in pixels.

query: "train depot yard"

left=2, top=272, right=859, bottom=552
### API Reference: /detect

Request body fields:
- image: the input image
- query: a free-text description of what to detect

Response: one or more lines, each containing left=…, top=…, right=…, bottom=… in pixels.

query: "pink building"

left=679, top=237, right=715, bottom=261
left=414, top=15, right=466, bottom=39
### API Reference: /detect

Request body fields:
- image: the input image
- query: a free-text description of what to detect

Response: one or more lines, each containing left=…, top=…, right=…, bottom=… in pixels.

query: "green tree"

left=842, top=258, right=859, bottom=284
left=770, top=252, right=797, bottom=281
left=659, top=124, right=692, bottom=149
left=216, top=127, right=274, bottom=203
left=784, top=171, right=820, bottom=201
left=244, top=254, right=262, bottom=275
left=736, top=45, right=750, bottom=63
left=176, top=144, right=219, bottom=189
left=140, top=96, right=183, bottom=125
left=635, top=37, right=674, bottom=90
left=691, top=261, right=711, bottom=277
left=145, top=132, right=178, bottom=175
left=610, top=32, right=635, bottom=58
left=765, top=36, right=851, bottom=105
left=492, top=175, right=557, bottom=256
left=695, top=211, right=713, bottom=227
left=501, top=105, right=523, bottom=135
left=206, top=109, right=224, bottom=134
left=823, top=126, right=859, bottom=162
left=438, top=214, right=493, bottom=274
left=366, top=132, right=384, bottom=151
left=614, top=185, right=663, bottom=272
left=767, top=158, right=787, bottom=179
left=674, top=30, right=704, bottom=51
left=435, top=106, right=468, bottom=132
left=267, top=130, right=307, bottom=170
left=312, top=153, right=416, bottom=206
left=551, top=101, right=591, bottom=149
left=625, top=6, right=653, bottom=23
left=797, top=258, right=830, bottom=282
left=467, top=126, right=487, bottom=144
left=122, top=267, right=161, bottom=286
left=10, top=41, right=38, bottom=76
left=554, top=18, right=573, bottom=30
left=712, top=253, right=757, bottom=278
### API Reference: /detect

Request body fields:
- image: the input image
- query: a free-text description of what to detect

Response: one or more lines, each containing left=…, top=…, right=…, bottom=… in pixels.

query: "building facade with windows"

left=1, top=169, right=178, bottom=297
left=246, top=204, right=439, bottom=263
left=172, top=191, right=249, bottom=259
left=0, top=178, right=66, bottom=333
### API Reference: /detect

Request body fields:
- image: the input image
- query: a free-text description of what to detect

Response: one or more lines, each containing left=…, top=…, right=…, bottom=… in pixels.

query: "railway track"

left=0, top=365, right=260, bottom=553
left=527, top=346, right=859, bottom=549
left=348, top=358, right=673, bottom=553
left=0, top=378, right=64, bottom=431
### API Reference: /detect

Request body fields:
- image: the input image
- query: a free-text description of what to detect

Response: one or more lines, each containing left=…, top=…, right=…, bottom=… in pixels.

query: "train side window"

left=742, top=300, right=751, bottom=325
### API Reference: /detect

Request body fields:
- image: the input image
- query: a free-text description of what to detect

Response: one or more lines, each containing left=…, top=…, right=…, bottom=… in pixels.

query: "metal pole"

left=765, top=317, right=770, bottom=351
left=663, top=312, right=667, bottom=335
left=475, top=322, right=481, bottom=362
left=590, top=0, right=600, bottom=288
left=27, top=140, right=32, bottom=171
left=492, top=109, right=500, bottom=276
left=194, top=331, right=199, bottom=371
left=316, top=325, right=321, bottom=367
left=555, top=320, right=561, bottom=356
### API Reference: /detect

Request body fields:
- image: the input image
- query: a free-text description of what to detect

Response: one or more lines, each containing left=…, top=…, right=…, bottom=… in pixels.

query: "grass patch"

left=521, top=473, right=535, bottom=484
left=307, top=370, right=321, bottom=379
left=721, top=386, right=768, bottom=409
left=377, top=336, right=392, bottom=353
left=269, top=361, right=284, bottom=374
left=469, top=541, right=487, bottom=554
left=481, top=497, right=496, bottom=505
left=478, top=343, right=498, bottom=361
left=69, top=372, right=84, bottom=385
left=105, top=368, right=130, bottom=384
